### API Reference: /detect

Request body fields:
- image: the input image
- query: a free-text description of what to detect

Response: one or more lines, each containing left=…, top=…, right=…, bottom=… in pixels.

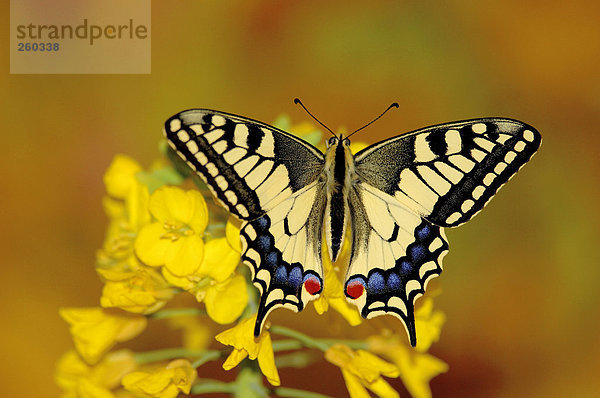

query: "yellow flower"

left=104, top=155, right=142, bottom=200
left=158, top=234, right=247, bottom=324
left=60, top=308, right=147, bottom=365
left=103, top=196, right=127, bottom=223
left=368, top=324, right=448, bottom=398
left=325, top=344, right=400, bottom=398
left=121, top=359, right=197, bottom=398
left=225, top=217, right=242, bottom=253
left=98, top=178, right=150, bottom=270
left=312, top=240, right=362, bottom=326
left=167, top=316, right=212, bottom=350
left=414, top=297, right=446, bottom=353
left=163, top=269, right=248, bottom=325
left=215, top=315, right=280, bottom=386
left=204, top=274, right=248, bottom=324
left=125, top=178, right=152, bottom=231
left=56, top=349, right=136, bottom=398
left=99, top=267, right=175, bottom=314
left=135, top=186, right=208, bottom=277
left=198, top=237, right=241, bottom=282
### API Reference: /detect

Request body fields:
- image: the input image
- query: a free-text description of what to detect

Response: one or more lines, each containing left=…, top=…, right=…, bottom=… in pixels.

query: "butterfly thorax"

left=323, top=136, right=355, bottom=262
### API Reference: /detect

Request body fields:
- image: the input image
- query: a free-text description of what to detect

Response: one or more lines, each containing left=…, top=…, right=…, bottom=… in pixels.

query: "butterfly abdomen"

left=324, top=138, right=356, bottom=262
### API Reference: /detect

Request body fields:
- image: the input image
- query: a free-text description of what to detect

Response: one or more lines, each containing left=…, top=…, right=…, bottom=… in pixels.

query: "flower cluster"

left=57, top=116, right=448, bottom=397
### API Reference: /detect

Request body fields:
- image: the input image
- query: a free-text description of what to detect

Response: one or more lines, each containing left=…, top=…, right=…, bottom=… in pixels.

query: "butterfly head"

left=326, top=135, right=351, bottom=149
left=324, top=135, right=354, bottom=172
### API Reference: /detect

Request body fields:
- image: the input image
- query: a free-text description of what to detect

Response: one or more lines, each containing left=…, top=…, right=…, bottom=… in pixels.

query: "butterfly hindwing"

left=164, top=109, right=325, bottom=220
left=240, top=182, right=326, bottom=336
left=355, top=118, right=541, bottom=227
left=345, top=183, right=448, bottom=346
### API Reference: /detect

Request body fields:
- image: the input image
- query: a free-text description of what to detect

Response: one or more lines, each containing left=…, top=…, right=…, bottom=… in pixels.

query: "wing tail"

left=345, top=185, right=448, bottom=346
left=240, top=188, right=325, bottom=336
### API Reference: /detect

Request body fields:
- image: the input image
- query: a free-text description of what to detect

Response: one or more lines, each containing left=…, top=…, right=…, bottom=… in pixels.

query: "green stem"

left=134, top=348, right=220, bottom=364
left=191, top=379, right=236, bottom=394
left=149, top=308, right=205, bottom=319
left=275, top=352, right=317, bottom=369
left=270, top=326, right=370, bottom=351
left=191, top=350, right=222, bottom=368
left=274, top=387, right=333, bottom=398
left=271, top=339, right=303, bottom=352
left=269, top=326, right=329, bottom=352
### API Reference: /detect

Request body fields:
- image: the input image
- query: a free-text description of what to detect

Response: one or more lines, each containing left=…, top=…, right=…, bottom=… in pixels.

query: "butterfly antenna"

left=294, top=98, right=336, bottom=137
left=346, top=102, right=399, bottom=139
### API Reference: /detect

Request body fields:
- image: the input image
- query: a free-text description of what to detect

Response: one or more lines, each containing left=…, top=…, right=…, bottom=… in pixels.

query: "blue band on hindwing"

left=345, top=219, right=448, bottom=346
left=241, top=215, right=323, bottom=337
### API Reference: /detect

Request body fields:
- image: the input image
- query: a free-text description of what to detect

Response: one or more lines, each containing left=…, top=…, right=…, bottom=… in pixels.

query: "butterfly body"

left=165, top=109, right=541, bottom=346
left=323, top=136, right=354, bottom=262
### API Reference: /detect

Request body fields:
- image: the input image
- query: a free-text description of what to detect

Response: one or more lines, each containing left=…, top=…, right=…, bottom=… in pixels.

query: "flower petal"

left=164, top=235, right=204, bottom=277
left=205, top=274, right=248, bottom=324
left=59, top=308, right=146, bottom=365
left=397, top=350, right=448, bottom=398
left=225, top=217, right=242, bottom=253
left=222, top=349, right=248, bottom=370
left=341, top=369, right=371, bottom=398
left=121, top=359, right=196, bottom=398
left=148, top=186, right=191, bottom=223
left=313, top=244, right=362, bottom=325
left=312, top=296, right=329, bottom=314
left=350, top=350, right=399, bottom=381
left=135, top=223, right=172, bottom=266
left=126, top=181, right=150, bottom=231
left=122, top=371, right=176, bottom=397
left=77, top=379, right=116, bottom=398
left=414, top=298, right=446, bottom=353
left=104, top=155, right=142, bottom=199
left=88, top=350, right=137, bottom=389
left=199, top=237, right=240, bottom=282
left=168, top=317, right=212, bottom=350
left=369, top=332, right=448, bottom=398
left=365, top=377, right=400, bottom=398
left=326, top=344, right=400, bottom=398
left=215, top=315, right=261, bottom=359
left=148, top=187, right=207, bottom=232
left=161, top=268, right=199, bottom=291
left=55, top=350, right=91, bottom=391
left=185, top=190, right=209, bottom=234
left=328, top=297, right=363, bottom=326
left=257, top=332, right=280, bottom=386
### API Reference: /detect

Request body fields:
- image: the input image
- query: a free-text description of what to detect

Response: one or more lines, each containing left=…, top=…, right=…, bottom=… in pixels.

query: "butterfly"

left=164, top=104, right=541, bottom=346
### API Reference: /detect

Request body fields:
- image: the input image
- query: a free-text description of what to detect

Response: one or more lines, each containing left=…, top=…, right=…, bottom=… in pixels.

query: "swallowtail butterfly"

left=164, top=106, right=540, bottom=346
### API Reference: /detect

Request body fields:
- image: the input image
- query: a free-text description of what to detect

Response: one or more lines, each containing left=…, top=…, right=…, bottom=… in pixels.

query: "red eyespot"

left=345, top=280, right=364, bottom=299
left=303, top=276, right=322, bottom=295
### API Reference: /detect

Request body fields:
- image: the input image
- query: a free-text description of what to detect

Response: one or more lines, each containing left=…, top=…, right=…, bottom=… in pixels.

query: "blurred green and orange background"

left=2, top=1, right=600, bottom=396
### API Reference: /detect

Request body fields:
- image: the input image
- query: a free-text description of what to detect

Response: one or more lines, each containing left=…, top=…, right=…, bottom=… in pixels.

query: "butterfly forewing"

left=355, top=118, right=541, bottom=227
left=165, top=109, right=327, bottom=336
left=165, top=109, right=324, bottom=220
